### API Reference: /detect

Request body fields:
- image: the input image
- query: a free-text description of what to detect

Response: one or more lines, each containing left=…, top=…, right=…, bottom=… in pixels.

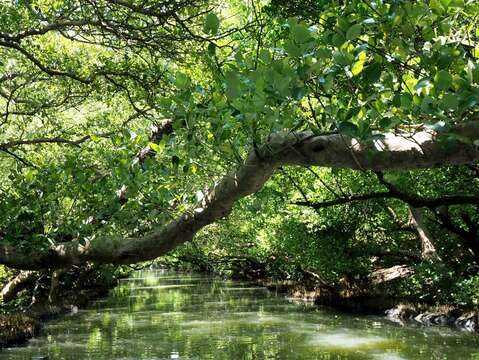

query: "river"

left=2, top=270, right=479, bottom=359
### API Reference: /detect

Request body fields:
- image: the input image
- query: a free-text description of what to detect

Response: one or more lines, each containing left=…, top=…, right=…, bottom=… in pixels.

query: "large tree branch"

left=0, top=271, right=37, bottom=303
left=294, top=192, right=397, bottom=208
left=1, top=121, right=479, bottom=270
left=294, top=157, right=479, bottom=210
left=294, top=192, right=479, bottom=209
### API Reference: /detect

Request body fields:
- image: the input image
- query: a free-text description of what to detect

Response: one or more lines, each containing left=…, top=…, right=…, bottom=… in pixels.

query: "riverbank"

left=0, top=286, right=112, bottom=349
left=0, top=265, right=130, bottom=349
left=0, top=314, right=40, bottom=349
left=2, top=265, right=477, bottom=352
left=159, top=255, right=479, bottom=333
left=260, top=279, right=479, bottom=333
left=4, top=268, right=478, bottom=359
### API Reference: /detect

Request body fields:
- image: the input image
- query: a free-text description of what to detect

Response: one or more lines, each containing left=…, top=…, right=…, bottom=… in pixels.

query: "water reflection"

left=2, top=270, right=479, bottom=359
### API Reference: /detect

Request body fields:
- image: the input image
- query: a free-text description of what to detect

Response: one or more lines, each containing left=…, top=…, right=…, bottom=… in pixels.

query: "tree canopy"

left=0, top=0, right=478, bottom=271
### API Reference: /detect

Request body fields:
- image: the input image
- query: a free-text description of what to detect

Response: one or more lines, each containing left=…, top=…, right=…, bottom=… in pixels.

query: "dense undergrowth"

left=161, top=166, right=479, bottom=307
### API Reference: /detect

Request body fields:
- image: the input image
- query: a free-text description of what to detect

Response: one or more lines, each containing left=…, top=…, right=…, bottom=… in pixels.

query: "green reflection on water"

left=2, top=270, right=479, bottom=359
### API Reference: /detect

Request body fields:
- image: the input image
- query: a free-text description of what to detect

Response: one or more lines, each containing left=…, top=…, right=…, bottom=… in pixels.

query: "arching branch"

left=1, top=121, right=478, bottom=270
left=0, top=271, right=37, bottom=303
left=293, top=166, right=479, bottom=210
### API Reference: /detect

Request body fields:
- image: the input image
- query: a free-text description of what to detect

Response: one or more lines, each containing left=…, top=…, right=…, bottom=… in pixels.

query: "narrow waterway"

left=2, top=270, right=479, bottom=359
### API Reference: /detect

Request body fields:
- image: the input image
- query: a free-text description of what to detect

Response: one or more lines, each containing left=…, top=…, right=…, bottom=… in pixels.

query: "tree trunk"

left=0, top=121, right=478, bottom=270
left=48, top=268, right=69, bottom=303
left=408, top=207, right=442, bottom=261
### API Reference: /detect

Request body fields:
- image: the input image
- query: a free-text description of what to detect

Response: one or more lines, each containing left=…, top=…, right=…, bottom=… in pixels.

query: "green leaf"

left=259, top=49, right=271, bottom=63
left=434, top=70, right=453, bottom=91
left=225, top=71, right=240, bottom=100
left=346, top=24, right=362, bottom=41
left=24, top=169, right=37, bottom=183
left=284, top=40, right=302, bottom=57
left=323, top=74, right=334, bottom=91
left=338, top=121, right=359, bottom=137
left=420, top=96, right=435, bottom=113
left=175, top=72, right=191, bottom=88
left=449, top=0, right=464, bottom=7
left=400, top=94, right=413, bottom=108
left=430, top=0, right=446, bottom=14
left=331, top=33, right=346, bottom=47
left=333, top=51, right=351, bottom=66
left=149, top=143, right=160, bottom=152
left=440, top=93, right=459, bottom=111
left=316, top=48, right=332, bottom=59
left=344, top=106, right=361, bottom=120
left=462, top=94, right=479, bottom=109
left=292, top=87, right=306, bottom=100
left=362, top=62, right=382, bottom=83
left=472, top=63, right=479, bottom=84
left=203, top=13, right=220, bottom=35
left=401, top=23, right=415, bottom=36
left=351, top=52, right=366, bottom=76
left=351, top=60, right=364, bottom=76
left=379, top=116, right=401, bottom=129
left=437, top=52, right=453, bottom=69
left=291, top=24, right=311, bottom=44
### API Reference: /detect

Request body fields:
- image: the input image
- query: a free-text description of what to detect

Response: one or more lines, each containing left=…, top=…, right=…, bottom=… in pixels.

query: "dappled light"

left=3, top=270, right=479, bottom=359
left=1, top=0, right=479, bottom=356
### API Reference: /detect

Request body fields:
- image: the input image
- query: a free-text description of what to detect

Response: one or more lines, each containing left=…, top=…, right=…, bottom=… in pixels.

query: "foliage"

left=0, top=0, right=478, bottom=306
left=454, top=276, right=479, bottom=305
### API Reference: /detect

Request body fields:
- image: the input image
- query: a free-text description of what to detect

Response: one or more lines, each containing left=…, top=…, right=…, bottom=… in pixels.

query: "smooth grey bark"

left=1, top=122, right=478, bottom=270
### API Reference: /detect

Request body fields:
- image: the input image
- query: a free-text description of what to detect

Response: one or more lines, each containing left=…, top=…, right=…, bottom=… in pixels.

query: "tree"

left=0, top=0, right=478, bottom=271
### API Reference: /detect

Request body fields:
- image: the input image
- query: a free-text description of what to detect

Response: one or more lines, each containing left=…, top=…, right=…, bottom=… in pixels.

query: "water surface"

left=2, top=270, right=479, bottom=359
